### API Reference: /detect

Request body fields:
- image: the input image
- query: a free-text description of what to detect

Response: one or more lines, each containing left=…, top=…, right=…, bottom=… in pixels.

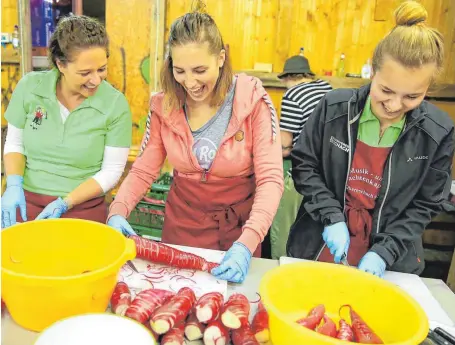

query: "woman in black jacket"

left=287, top=1, right=454, bottom=277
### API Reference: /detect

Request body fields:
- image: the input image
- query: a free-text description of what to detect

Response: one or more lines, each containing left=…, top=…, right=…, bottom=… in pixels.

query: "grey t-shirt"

left=185, top=79, right=236, bottom=170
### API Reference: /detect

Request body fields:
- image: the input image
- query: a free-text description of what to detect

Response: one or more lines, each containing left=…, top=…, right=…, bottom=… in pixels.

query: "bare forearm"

left=4, top=153, right=26, bottom=176
left=280, top=130, right=293, bottom=157
left=64, top=178, right=104, bottom=209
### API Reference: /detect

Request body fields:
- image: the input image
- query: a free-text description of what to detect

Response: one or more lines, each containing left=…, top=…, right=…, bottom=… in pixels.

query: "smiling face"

left=369, top=56, right=436, bottom=124
left=171, top=41, right=225, bottom=105
left=57, top=47, right=108, bottom=98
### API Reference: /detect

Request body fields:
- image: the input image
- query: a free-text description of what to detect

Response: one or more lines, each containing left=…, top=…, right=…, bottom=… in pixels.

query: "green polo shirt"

left=357, top=97, right=405, bottom=147
left=4, top=68, right=132, bottom=197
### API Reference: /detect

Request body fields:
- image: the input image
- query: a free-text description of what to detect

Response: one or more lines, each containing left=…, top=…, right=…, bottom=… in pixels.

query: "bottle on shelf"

left=361, top=58, right=372, bottom=79
left=12, top=25, right=19, bottom=50
left=337, top=53, right=345, bottom=77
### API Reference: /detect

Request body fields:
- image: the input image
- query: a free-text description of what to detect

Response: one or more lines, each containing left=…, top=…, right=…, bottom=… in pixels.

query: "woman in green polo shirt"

left=287, top=1, right=454, bottom=277
left=1, top=15, right=132, bottom=228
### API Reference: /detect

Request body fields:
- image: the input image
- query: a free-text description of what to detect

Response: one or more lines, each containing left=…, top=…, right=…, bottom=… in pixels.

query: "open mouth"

left=382, top=103, right=401, bottom=116
left=83, top=85, right=98, bottom=93
left=187, top=85, right=205, bottom=98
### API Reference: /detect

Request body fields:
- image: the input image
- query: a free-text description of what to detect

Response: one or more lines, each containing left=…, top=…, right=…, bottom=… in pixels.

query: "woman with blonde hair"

left=288, top=1, right=454, bottom=277
left=108, top=4, right=283, bottom=283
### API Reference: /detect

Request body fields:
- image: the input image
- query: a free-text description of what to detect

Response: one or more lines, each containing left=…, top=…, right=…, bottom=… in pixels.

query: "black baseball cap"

left=278, top=55, right=315, bottom=79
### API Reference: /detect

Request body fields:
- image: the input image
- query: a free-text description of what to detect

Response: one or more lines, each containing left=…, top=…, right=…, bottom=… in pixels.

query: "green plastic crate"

left=125, top=172, right=173, bottom=241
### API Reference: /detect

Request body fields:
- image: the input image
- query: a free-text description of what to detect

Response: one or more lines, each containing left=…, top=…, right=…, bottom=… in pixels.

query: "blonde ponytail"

left=372, top=1, right=444, bottom=78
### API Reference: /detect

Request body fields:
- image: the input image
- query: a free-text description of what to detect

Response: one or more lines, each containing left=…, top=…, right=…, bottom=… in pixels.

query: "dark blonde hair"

left=372, top=1, right=444, bottom=78
left=160, top=2, right=233, bottom=111
left=48, top=15, right=109, bottom=68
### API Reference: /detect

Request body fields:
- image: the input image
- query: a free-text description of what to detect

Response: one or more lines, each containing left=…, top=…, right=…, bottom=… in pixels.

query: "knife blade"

left=126, top=260, right=139, bottom=273
left=340, top=253, right=351, bottom=267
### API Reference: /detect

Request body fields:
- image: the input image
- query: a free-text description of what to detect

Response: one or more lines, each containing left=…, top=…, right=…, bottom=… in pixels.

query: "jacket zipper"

left=315, top=96, right=357, bottom=261
left=373, top=112, right=425, bottom=234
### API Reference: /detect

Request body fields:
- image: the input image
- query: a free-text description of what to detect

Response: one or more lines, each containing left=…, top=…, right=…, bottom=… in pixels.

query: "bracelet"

left=282, top=145, right=292, bottom=150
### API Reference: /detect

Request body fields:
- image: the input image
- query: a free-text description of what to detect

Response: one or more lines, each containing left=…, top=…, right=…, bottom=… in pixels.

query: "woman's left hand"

left=358, top=251, right=386, bottom=278
left=35, top=197, right=69, bottom=220
left=211, top=242, right=252, bottom=283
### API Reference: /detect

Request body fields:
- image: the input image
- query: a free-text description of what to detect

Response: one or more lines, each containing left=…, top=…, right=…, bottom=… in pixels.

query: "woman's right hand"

left=1, top=175, right=27, bottom=228
left=107, top=215, right=137, bottom=236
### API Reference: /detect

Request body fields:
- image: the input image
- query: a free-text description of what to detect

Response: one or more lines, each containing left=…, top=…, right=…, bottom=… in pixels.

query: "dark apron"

left=18, top=190, right=108, bottom=224
left=318, top=140, right=391, bottom=265
left=162, top=171, right=261, bottom=257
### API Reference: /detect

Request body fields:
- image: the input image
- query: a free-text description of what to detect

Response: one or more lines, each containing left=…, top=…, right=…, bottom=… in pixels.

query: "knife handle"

left=434, top=327, right=455, bottom=345
left=428, top=330, right=452, bottom=345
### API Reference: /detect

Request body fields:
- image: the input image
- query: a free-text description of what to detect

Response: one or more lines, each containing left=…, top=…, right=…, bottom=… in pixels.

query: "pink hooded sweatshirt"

left=108, top=74, right=284, bottom=252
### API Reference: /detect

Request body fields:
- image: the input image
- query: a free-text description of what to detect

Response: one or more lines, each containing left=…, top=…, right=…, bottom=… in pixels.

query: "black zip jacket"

left=287, top=85, right=454, bottom=274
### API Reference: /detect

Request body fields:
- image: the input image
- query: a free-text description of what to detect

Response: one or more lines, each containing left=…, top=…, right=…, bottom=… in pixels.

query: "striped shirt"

left=279, top=79, right=332, bottom=146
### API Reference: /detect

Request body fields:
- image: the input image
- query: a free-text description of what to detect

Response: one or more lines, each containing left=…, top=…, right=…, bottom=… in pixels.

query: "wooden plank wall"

left=166, top=0, right=455, bottom=84
left=105, top=0, right=153, bottom=145
left=1, top=0, right=20, bottom=126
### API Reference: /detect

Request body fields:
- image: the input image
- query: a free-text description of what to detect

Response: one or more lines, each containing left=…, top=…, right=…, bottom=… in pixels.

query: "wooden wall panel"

left=165, top=0, right=455, bottom=83
left=105, top=0, right=152, bottom=145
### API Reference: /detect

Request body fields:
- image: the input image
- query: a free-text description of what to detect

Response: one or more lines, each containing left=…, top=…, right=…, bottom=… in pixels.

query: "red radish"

left=341, top=305, right=383, bottom=344
left=232, top=325, right=260, bottom=345
left=316, top=315, right=337, bottom=338
left=150, top=287, right=196, bottom=334
left=252, top=301, right=269, bottom=343
left=124, top=288, right=174, bottom=324
left=195, top=292, right=224, bottom=323
left=110, top=282, right=131, bottom=316
left=221, top=293, right=250, bottom=329
left=203, top=319, right=230, bottom=345
left=131, top=236, right=219, bottom=272
left=184, top=311, right=206, bottom=341
left=161, top=322, right=185, bottom=345
left=296, top=304, right=325, bottom=330
left=337, top=319, right=354, bottom=341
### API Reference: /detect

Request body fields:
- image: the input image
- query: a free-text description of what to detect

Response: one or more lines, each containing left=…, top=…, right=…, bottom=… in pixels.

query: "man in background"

left=270, top=54, right=332, bottom=259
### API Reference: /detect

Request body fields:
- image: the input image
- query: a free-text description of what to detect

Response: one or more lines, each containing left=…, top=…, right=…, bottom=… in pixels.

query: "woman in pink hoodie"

left=108, top=7, right=283, bottom=283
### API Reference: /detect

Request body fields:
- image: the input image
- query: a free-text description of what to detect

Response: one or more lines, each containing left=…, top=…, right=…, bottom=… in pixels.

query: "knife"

left=434, top=327, right=455, bottom=345
left=427, top=329, right=454, bottom=345
left=340, top=253, right=351, bottom=267
left=126, top=260, right=139, bottom=273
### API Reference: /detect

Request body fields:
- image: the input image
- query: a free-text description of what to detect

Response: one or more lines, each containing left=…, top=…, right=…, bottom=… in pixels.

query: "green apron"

left=270, top=159, right=303, bottom=259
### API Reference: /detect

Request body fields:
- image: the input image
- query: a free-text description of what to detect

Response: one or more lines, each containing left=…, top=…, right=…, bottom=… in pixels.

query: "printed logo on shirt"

left=30, top=106, right=48, bottom=130
left=193, top=137, right=218, bottom=170
left=330, top=136, right=350, bottom=153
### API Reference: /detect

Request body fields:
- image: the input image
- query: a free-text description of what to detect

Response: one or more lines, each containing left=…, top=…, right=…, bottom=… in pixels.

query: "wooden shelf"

left=1, top=49, right=20, bottom=64
left=236, top=70, right=455, bottom=101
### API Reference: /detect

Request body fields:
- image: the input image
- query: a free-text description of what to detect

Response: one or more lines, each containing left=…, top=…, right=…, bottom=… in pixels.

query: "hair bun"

left=394, top=1, right=428, bottom=26
left=191, top=0, right=207, bottom=14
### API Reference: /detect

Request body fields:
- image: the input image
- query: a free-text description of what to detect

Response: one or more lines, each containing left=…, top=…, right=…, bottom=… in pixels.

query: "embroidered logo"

left=235, top=130, right=244, bottom=142
left=407, top=156, right=428, bottom=163
left=330, top=136, right=349, bottom=153
left=31, top=106, right=48, bottom=130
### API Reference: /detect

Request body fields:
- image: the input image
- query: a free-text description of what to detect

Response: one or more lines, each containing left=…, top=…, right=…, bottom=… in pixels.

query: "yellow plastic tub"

left=259, top=261, right=429, bottom=345
left=1, top=219, right=136, bottom=332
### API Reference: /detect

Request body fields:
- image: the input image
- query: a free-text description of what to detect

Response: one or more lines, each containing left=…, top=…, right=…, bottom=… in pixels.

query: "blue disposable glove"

left=358, top=251, right=386, bottom=278
left=322, top=221, right=350, bottom=263
left=107, top=215, right=137, bottom=236
left=1, top=175, right=27, bottom=228
left=36, top=197, right=69, bottom=220
left=211, top=242, right=252, bottom=283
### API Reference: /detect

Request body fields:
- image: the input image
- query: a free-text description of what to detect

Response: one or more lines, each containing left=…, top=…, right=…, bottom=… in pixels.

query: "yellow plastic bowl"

left=259, top=261, right=429, bottom=345
left=1, top=219, right=136, bottom=332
